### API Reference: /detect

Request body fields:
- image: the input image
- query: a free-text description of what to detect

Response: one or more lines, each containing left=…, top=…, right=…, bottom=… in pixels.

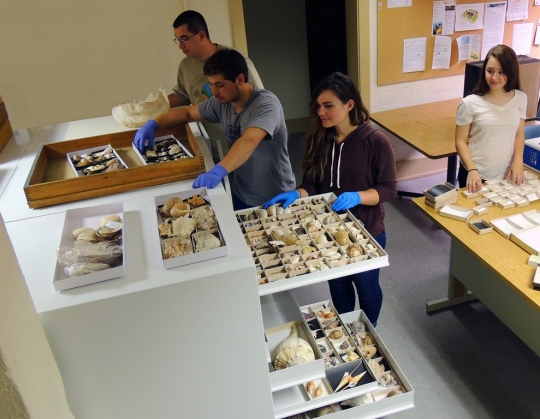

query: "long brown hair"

left=302, top=72, right=369, bottom=182
left=473, top=44, right=521, bottom=96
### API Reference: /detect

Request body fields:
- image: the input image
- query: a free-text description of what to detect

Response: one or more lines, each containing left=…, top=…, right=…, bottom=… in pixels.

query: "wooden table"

left=413, top=192, right=540, bottom=357
left=370, top=98, right=460, bottom=195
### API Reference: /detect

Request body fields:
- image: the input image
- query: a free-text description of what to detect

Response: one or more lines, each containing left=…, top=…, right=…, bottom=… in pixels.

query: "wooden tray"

left=23, top=124, right=205, bottom=208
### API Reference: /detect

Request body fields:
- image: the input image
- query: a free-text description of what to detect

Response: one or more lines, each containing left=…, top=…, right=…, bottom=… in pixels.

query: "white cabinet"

left=234, top=198, right=415, bottom=418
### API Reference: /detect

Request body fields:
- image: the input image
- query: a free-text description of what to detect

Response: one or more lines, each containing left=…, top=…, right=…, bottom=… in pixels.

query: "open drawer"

left=264, top=293, right=414, bottom=418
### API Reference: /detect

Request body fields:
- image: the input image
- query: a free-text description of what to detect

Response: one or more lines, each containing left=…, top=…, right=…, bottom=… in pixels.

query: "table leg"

left=446, top=155, right=457, bottom=185
left=426, top=240, right=476, bottom=312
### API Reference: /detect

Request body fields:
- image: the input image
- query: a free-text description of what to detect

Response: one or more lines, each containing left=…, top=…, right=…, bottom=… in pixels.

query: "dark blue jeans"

left=328, top=230, right=386, bottom=326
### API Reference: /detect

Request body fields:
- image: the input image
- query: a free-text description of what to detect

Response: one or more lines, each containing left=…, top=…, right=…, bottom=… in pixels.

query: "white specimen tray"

left=53, top=202, right=125, bottom=291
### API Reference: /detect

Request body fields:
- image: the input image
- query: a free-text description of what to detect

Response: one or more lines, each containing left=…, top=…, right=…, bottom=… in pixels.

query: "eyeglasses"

left=173, top=33, right=197, bottom=45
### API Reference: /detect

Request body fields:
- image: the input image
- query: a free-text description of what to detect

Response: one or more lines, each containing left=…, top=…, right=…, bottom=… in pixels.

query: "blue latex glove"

left=134, top=120, right=159, bottom=152
left=192, top=164, right=228, bottom=189
left=263, top=190, right=300, bottom=209
left=332, top=192, right=361, bottom=211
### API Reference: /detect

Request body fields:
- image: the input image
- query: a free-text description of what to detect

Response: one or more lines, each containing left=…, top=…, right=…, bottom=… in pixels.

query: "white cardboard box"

left=154, top=188, right=228, bottom=269
left=67, top=144, right=128, bottom=177
left=53, top=203, right=125, bottom=291
left=133, top=134, right=193, bottom=165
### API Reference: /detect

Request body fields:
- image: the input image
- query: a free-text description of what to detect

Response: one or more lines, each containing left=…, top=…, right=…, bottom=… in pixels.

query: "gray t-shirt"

left=198, top=88, right=296, bottom=206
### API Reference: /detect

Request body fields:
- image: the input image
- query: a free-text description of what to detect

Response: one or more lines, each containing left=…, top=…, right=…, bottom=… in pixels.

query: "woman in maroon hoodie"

left=264, top=72, right=396, bottom=326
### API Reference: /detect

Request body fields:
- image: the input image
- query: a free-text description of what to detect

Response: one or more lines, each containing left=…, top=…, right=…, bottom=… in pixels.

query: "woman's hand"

left=507, top=161, right=524, bottom=185
left=466, top=170, right=483, bottom=193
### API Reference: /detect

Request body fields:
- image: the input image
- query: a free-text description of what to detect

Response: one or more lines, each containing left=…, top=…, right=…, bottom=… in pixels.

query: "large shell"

left=162, top=197, right=182, bottom=217
left=335, top=230, right=351, bottom=246
left=273, top=324, right=315, bottom=370
left=112, top=87, right=170, bottom=128
left=172, top=214, right=196, bottom=238
left=72, top=227, right=97, bottom=242
left=169, top=202, right=190, bottom=218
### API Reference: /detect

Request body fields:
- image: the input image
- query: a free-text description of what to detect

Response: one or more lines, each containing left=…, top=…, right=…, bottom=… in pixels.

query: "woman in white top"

left=455, top=44, right=526, bottom=193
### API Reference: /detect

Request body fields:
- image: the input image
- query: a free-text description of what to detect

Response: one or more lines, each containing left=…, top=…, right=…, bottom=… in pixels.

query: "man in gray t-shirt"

left=134, top=49, right=295, bottom=210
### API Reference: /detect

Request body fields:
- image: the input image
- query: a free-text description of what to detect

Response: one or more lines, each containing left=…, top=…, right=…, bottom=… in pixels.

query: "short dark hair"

left=474, top=44, right=521, bottom=95
left=203, top=49, right=249, bottom=83
left=172, top=10, right=210, bottom=38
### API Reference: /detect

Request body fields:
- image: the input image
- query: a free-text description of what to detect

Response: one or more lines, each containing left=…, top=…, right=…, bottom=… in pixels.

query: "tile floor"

left=287, top=135, right=540, bottom=419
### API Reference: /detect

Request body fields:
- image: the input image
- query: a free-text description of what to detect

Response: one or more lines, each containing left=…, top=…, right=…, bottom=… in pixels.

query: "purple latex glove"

left=192, top=164, right=228, bottom=189
left=263, top=190, right=300, bottom=209
left=332, top=192, right=361, bottom=211
left=134, top=120, right=159, bottom=152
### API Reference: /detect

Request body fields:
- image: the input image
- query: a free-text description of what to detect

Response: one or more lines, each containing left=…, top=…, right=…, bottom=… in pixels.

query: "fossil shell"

left=335, top=230, right=351, bottom=246
left=271, top=229, right=285, bottom=241
left=349, top=371, right=367, bottom=385
left=273, top=324, right=315, bottom=370
left=347, top=243, right=364, bottom=258
left=194, top=231, right=221, bottom=252
left=187, top=195, right=206, bottom=207
left=313, top=384, right=323, bottom=398
left=267, top=205, right=277, bottom=216
left=163, top=237, right=191, bottom=259
left=305, top=219, right=322, bottom=232
left=360, top=345, right=377, bottom=359
left=349, top=321, right=366, bottom=334
left=169, top=202, right=190, bottom=218
left=112, top=87, right=170, bottom=128
left=95, top=225, right=122, bottom=239
left=98, top=214, right=122, bottom=227
left=162, top=197, right=182, bottom=217
left=323, top=214, right=338, bottom=224
left=256, top=208, right=268, bottom=218
left=328, top=330, right=343, bottom=340
left=306, top=381, right=316, bottom=393
left=72, top=227, right=97, bottom=242
left=386, top=387, right=406, bottom=398
left=301, top=245, right=317, bottom=254
left=172, top=214, right=196, bottom=238
left=346, top=351, right=360, bottom=362
left=368, top=359, right=385, bottom=374
left=314, top=233, right=328, bottom=244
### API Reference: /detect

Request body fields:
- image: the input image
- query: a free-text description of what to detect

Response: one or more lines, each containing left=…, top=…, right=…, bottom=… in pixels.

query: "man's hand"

left=134, top=120, right=159, bottom=152
left=192, top=164, right=228, bottom=189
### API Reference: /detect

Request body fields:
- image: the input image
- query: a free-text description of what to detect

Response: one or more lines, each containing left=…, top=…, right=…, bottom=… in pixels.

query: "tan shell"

left=98, top=214, right=122, bottom=227
left=328, top=330, right=343, bottom=340
left=346, top=351, right=360, bottom=362
left=306, top=381, right=315, bottom=393
left=335, top=230, right=351, bottom=246
left=347, top=243, right=364, bottom=258
left=301, top=245, right=317, bottom=254
left=172, top=214, right=196, bottom=238
left=112, top=87, right=170, bottom=128
left=313, top=384, right=323, bottom=398
left=361, top=345, right=377, bottom=359
left=169, top=202, right=190, bottom=218
left=267, top=205, right=277, bottom=216
left=72, top=227, right=97, bottom=242
left=162, top=197, right=182, bottom=217
left=314, top=233, right=328, bottom=244
left=273, top=324, right=315, bottom=370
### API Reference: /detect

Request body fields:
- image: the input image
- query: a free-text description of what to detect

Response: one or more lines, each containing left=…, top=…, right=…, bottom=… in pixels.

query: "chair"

left=525, top=117, right=540, bottom=140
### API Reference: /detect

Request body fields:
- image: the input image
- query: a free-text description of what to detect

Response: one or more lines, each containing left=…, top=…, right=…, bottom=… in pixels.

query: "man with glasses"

left=134, top=49, right=295, bottom=210
left=169, top=10, right=263, bottom=107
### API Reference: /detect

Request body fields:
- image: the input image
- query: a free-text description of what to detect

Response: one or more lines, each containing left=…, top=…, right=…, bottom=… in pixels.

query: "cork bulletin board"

left=377, top=0, right=540, bottom=86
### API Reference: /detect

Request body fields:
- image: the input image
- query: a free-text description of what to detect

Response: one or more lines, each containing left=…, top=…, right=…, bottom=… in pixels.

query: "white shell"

left=172, top=214, right=196, bottom=238
left=273, top=324, right=315, bottom=370
left=112, top=87, right=170, bottom=128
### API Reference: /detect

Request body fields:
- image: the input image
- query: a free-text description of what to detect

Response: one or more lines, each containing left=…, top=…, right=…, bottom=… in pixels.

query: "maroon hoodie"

left=298, top=122, right=397, bottom=237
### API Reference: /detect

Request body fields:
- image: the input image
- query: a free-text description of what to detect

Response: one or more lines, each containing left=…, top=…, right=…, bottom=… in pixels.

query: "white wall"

left=0, top=0, right=183, bottom=130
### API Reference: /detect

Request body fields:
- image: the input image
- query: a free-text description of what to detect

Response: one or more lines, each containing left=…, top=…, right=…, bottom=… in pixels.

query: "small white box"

left=53, top=203, right=125, bottom=291
left=132, top=135, right=193, bottom=165
left=67, top=144, right=128, bottom=177
left=154, top=188, right=228, bottom=269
